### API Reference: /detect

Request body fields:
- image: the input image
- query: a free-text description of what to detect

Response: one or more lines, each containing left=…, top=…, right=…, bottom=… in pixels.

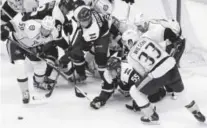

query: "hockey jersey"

left=141, top=19, right=181, bottom=50
left=10, top=13, right=59, bottom=48
left=102, top=62, right=141, bottom=93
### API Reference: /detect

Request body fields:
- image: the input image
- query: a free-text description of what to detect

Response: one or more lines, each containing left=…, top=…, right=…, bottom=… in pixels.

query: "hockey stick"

left=126, top=3, right=131, bottom=22
left=1, top=8, right=13, bottom=20
left=67, top=33, right=87, bottom=98
left=2, top=7, right=91, bottom=100
left=8, top=38, right=60, bottom=100
left=32, top=73, right=60, bottom=100
left=8, top=38, right=91, bottom=101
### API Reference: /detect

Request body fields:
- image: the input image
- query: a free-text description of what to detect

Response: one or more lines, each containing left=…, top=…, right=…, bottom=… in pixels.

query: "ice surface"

left=1, top=55, right=207, bottom=128
left=1, top=0, right=207, bottom=128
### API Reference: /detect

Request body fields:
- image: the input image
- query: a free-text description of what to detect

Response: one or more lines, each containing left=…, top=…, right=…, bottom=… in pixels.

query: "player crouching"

left=121, top=29, right=205, bottom=124
left=90, top=56, right=167, bottom=109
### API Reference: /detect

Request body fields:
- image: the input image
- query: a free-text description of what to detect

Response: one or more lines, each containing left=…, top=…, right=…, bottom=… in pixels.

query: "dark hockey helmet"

left=59, top=0, right=74, bottom=14
left=77, top=6, right=92, bottom=22
left=106, top=57, right=121, bottom=71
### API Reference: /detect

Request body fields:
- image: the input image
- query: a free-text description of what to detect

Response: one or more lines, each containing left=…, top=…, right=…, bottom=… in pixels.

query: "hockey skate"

left=22, top=90, right=30, bottom=104
left=141, top=107, right=159, bottom=125
left=33, top=76, right=52, bottom=90
left=185, top=100, right=206, bottom=123
left=44, top=77, right=57, bottom=90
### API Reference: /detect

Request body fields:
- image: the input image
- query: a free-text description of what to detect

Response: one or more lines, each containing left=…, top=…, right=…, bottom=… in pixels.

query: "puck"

left=18, top=116, right=23, bottom=120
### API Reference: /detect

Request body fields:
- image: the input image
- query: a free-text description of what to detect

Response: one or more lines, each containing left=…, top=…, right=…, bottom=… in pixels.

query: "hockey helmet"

left=168, top=19, right=181, bottom=36
left=59, top=0, right=74, bottom=15
left=134, top=13, right=147, bottom=26
left=122, top=29, right=139, bottom=49
left=74, top=6, right=92, bottom=21
left=134, top=13, right=149, bottom=32
left=106, top=57, right=121, bottom=71
left=74, top=6, right=92, bottom=27
left=41, top=16, right=55, bottom=30
left=41, top=16, right=55, bottom=37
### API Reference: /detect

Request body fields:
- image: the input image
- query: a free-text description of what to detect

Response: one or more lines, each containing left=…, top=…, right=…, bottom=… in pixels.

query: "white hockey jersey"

left=141, top=19, right=181, bottom=50
left=10, top=13, right=59, bottom=48
left=127, top=35, right=176, bottom=78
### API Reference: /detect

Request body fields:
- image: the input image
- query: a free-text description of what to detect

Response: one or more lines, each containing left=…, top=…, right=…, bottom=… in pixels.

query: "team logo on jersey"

left=29, top=25, right=35, bottom=31
left=103, top=5, right=109, bottom=11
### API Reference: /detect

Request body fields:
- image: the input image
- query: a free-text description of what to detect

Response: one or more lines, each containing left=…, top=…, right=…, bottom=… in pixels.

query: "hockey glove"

left=90, top=96, right=107, bottom=109
left=31, top=45, right=46, bottom=58
left=122, top=0, right=134, bottom=4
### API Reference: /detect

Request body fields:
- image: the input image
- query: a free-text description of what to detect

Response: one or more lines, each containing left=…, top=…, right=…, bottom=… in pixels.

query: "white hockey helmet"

left=169, top=20, right=181, bottom=36
left=41, top=16, right=55, bottom=31
left=134, top=13, right=148, bottom=26
left=122, top=29, right=139, bottom=49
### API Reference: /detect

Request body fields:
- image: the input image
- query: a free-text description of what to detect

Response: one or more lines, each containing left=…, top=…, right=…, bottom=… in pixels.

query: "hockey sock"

left=34, top=73, right=44, bottom=83
left=140, top=103, right=155, bottom=117
left=17, top=78, right=29, bottom=93
left=185, top=100, right=200, bottom=113
left=129, top=85, right=149, bottom=107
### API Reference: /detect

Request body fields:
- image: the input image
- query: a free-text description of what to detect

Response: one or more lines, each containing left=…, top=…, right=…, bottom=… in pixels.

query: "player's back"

left=127, top=36, right=170, bottom=76
left=144, top=21, right=165, bottom=43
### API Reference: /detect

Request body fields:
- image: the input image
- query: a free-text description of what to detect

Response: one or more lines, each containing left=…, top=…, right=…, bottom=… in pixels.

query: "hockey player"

left=21, top=0, right=82, bottom=83
left=133, top=13, right=186, bottom=98
left=1, top=15, right=61, bottom=103
left=90, top=56, right=167, bottom=109
left=121, top=29, right=206, bottom=124
left=1, top=0, right=39, bottom=23
left=134, top=13, right=185, bottom=65
left=84, top=0, right=115, bottom=16
left=59, top=5, right=122, bottom=82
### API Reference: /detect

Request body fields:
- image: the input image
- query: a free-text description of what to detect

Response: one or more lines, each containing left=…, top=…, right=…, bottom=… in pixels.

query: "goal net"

left=112, top=0, right=207, bottom=76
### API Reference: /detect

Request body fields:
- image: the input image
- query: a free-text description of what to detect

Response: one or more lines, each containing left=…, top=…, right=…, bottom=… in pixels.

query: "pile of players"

left=1, top=0, right=206, bottom=125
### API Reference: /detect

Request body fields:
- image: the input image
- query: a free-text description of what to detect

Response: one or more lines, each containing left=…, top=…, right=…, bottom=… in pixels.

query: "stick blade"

left=75, top=87, right=86, bottom=98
